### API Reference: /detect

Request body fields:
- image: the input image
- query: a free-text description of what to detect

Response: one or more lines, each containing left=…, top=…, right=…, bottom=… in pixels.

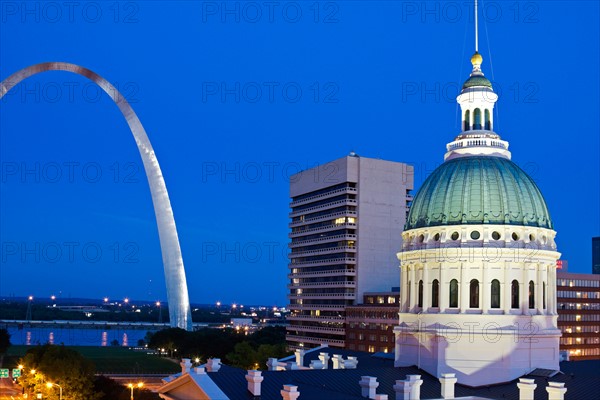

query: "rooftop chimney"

left=281, top=384, right=300, bottom=400
left=206, top=358, right=221, bottom=372
left=359, top=376, right=379, bottom=399
left=294, top=349, right=305, bottom=367
left=439, top=373, right=457, bottom=399
left=345, top=356, right=358, bottom=369
left=180, top=358, right=192, bottom=374
left=393, top=380, right=411, bottom=400
left=332, top=354, right=344, bottom=369
left=517, top=378, right=537, bottom=400
left=406, top=375, right=422, bottom=400
left=318, top=352, right=330, bottom=369
left=546, top=382, right=567, bottom=400
left=246, top=370, right=264, bottom=396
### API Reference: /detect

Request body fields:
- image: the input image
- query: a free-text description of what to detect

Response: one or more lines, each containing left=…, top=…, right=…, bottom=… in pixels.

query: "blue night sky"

left=1, top=1, right=598, bottom=306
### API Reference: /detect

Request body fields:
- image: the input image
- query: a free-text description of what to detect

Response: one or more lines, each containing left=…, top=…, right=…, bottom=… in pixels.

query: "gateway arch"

left=0, top=62, right=192, bottom=331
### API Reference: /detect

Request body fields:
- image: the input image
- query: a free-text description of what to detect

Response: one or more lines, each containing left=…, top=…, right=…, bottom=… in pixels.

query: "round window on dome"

left=492, top=231, right=501, bottom=240
left=542, top=235, right=547, bottom=244
left=470, top=231, right=480, bottom=240
left=418, top=234, right=425, bottom=243
left=512, top=232, right=519, bottom=241
left=451, top=232, right=459, bottom=240
left=434, top=233, right=440, bottom=241
left=529, top=234, right=536, bottom=241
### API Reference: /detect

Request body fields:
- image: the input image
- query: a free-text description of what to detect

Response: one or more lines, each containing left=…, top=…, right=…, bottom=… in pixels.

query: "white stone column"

left=536, top=264, right=543, bottom=315
left=503, top=261, right=511, bottom=314
left=423, top=265, right=430, bottom=312
left=551, top=264, right=558, bottom=315
left=482, top=264, right=489, bottom=313
left=521, top=266, right=529, bottom=315
left=400, top=265, right=408, bottom=312
left=460, top=263, right=468, bottom=312
left=546, top=382, right=567, bottom=400
left=409, top=266, right=416, bottom=313
left=440, top=266, right=447, bottom=312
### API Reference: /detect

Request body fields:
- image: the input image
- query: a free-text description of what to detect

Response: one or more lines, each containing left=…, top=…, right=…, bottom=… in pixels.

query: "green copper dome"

left=406, top=156, right=553, bottom=230
left=462, top=75, right=493, bottom=90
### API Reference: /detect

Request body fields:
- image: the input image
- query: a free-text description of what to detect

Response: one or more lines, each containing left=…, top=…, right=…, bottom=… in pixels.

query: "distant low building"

left=593, top=237, right=600, bottom=275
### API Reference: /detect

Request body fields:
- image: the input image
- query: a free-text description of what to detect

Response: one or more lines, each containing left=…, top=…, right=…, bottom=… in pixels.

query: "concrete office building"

left=287, top=155, right=413, bottom=350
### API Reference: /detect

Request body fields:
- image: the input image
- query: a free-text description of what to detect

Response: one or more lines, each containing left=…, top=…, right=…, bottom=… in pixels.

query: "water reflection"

left=7, top=327, right=154, bottom=347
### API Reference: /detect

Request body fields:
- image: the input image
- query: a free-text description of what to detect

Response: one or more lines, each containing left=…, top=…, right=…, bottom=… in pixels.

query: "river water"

left=5, top=326, right=158, bottom=347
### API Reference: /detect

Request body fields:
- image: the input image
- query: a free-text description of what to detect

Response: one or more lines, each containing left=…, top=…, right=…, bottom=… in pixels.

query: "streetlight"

left=127, top=382, right=143, bottom=400
left=156, top=301, right=162, bottom=323
left=26, top=296, right=33, bottom=321
left=46, top=382, right=62, bottom=400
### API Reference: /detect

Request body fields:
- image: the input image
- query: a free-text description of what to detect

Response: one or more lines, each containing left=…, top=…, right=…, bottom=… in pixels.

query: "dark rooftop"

left=205, top=348, right=600, bottom=400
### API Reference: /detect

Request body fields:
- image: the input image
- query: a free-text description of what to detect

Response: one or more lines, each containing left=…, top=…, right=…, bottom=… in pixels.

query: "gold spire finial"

left=471, top=52, right=483, bottom=68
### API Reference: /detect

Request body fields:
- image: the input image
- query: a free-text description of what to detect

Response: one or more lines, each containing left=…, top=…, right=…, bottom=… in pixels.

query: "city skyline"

left=1, top=2, right=598, bottom=305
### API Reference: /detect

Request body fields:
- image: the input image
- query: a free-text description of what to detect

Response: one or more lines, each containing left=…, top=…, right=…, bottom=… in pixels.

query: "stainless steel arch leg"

left=1, top=63, right=192, bottom=330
